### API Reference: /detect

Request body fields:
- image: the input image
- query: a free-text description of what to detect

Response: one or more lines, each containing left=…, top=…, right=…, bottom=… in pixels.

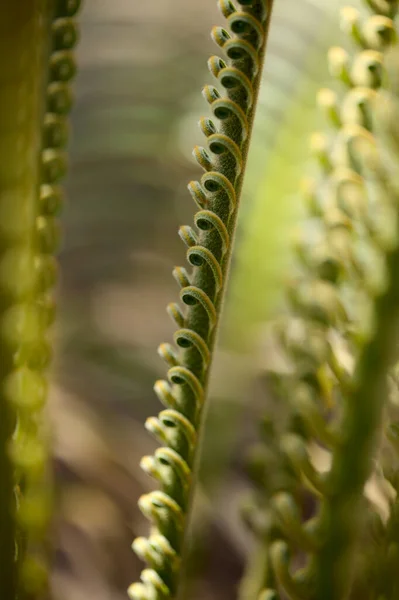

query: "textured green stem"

left=15, top=2, right=82, bottom=596
left=244, top=3, right=399, bottom=599
left=178, top=0, right=276, bottom=573
left=0, top=2, right=53, bottom=597
left=236, top=15, right=342, bottom=598
left=130, top=2, right=276, bottom=598
left=314, top=224, right=399, bottom=599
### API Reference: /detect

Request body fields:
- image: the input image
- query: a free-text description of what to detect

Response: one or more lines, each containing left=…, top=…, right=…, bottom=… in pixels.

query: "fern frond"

left=11, top=2, right=82, bottom=597
left=0, top=3, right=58, bottom=596
left=129, top=1, right=275, bottom=598
left=355, top=87, right=399, bottom=600
left=0, top=2, right=81, bottom=598
left=243, top=1, right=399, bottom=599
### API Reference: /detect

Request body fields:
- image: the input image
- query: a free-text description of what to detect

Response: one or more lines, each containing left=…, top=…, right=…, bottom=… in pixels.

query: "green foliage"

left=3, top=1, right=399, bottom=600
left=128, top=2, right=275, bottom=598
left=0, top=6, right=46, bottom=596
left=241, top=2, right=399, bottom=599
left=0, top=1, right=81, bottom=598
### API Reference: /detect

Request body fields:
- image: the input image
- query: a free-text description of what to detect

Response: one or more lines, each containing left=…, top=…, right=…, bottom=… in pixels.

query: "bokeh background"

left=50, top=1, right=352, bottom=598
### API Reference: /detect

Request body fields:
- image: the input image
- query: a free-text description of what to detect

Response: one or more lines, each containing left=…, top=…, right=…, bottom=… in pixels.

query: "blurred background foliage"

left=50, top=1, right=359, bottom=599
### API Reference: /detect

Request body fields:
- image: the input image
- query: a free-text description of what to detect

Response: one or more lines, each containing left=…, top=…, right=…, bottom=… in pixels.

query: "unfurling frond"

left=129, top=1, right=275, bottom=598
left=0, top=2, right=82, bottom=598
left=243, top=2, right=399, bottom=600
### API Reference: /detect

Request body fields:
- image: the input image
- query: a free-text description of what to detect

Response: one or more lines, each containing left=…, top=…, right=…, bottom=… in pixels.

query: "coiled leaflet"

left=13, top=2, right=82, bottom=595
left=130, top=0, right=273, bottom=598
left=253, top=3, right=399, bottom=600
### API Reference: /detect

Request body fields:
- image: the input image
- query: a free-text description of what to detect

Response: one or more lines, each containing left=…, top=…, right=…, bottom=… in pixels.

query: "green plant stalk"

left=180, top=0, right=276, bottom=396
left=14, top=3, right=83, bottom=596
left=0, top=2, right=54, bottom=597
left=235, top=20, right=343, bottom=599
left=130, top=2, right=277, bottom=598
left=177, top=389, right=248, bottom=600
left=314, top=206, right=399, bottom=599
left=180, top=0, right=276, bottom=559
left=242, top=3, right=399, bottom=598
